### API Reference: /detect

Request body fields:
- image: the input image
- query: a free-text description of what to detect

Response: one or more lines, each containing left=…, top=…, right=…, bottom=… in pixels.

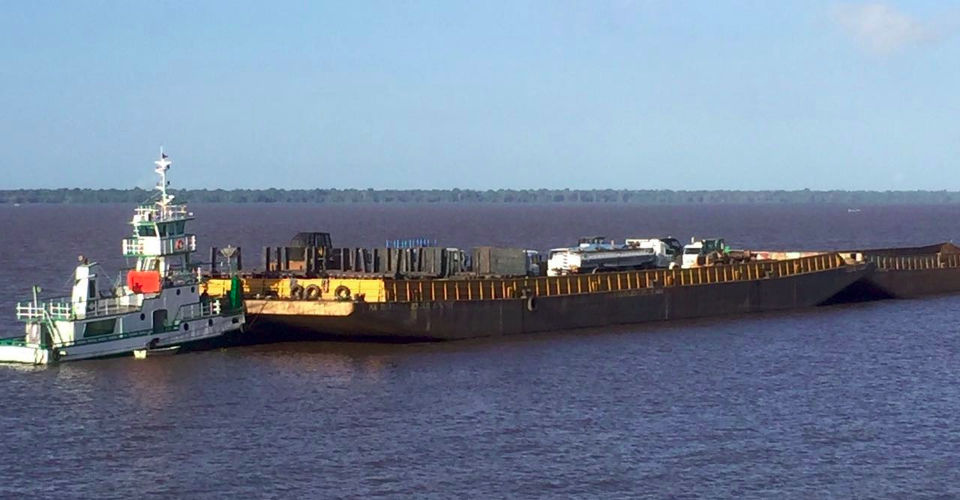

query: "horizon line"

left=4, top=187, right=960, bottom=193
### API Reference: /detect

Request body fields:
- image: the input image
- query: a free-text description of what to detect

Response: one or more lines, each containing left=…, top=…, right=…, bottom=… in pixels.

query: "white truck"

left=624, top=237, right=683, bottom=269
left=547, top=236, right=682, bottom=276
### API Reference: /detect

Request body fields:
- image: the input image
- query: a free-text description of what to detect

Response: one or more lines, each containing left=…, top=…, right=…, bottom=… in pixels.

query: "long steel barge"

left=206, top=251, right=879, bottom=341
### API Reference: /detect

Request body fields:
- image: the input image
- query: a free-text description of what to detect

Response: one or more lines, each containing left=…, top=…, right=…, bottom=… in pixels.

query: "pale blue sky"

left=1, top=1, right=957, bottom=190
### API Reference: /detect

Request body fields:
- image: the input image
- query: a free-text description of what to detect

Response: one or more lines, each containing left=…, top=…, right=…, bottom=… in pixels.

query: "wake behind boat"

left=0, top=152, right=245, bottom=365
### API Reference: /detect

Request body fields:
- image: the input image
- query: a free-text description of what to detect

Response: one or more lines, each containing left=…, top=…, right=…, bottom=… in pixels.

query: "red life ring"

left=175, top=239, right=185, bottom=250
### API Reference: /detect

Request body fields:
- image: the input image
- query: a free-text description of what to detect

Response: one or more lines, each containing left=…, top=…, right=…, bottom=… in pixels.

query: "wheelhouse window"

left=137, top=225, right=157, bottom=237
left=158, top=221, right=186, bottom=237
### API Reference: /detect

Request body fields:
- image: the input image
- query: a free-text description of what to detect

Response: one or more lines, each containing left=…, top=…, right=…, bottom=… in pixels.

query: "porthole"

left=140, top=313, right=145, bottom=321
left=183, top=322, right=189, bottom=331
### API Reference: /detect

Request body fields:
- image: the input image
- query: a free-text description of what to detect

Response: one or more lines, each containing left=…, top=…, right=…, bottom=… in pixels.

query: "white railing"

left=179, top=300, right=222, bottom=321
left=133, top=204, right=191, bottom=223
left=16, top=304, right=47, bottom=321
left=18, top=296, right=142, bottom=322
left=16, top=299, right=73, bottom=322
left=123, top=238, right=146, bottom=256
left=84, top=296, right=138, bottom=317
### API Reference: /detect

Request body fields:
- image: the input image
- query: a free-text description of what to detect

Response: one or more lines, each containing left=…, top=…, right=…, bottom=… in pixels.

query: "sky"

left=0, top=1, right=958, bottom=190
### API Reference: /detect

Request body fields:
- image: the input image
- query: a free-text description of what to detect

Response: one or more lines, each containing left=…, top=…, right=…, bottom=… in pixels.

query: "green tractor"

left=682, top=238, right=750, bottom=268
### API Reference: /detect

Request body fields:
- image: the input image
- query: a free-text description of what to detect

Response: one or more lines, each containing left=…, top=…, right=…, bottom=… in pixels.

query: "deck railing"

left=15, top=299, right=73, bottom=322
left=384, top=253, right=849, bottom=303
left=133, top=204, right=190, bottom=223
left=867, top=252, right=960, bottom=271
left=178, top=300, right=222, bottom=321
left=85, top=296, right=139, bottom=317
left=15, top=296, right=140, bottom=322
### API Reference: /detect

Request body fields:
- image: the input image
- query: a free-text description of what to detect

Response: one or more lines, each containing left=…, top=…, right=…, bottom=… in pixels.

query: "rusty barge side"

left=857, top=243, right=960, bottom=299
left=228, top=253, right=870, bottom=341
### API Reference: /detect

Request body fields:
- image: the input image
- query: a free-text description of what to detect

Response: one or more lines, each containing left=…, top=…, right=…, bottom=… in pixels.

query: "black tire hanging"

left=290, top=284, right=305, bottom=300
left=334, top=285, right=351, bottom=300
left=305, top=285, right=322, bottom=300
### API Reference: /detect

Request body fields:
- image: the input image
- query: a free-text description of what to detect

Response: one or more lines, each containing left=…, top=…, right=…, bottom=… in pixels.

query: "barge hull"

left=866, top=267, right=960, bottom=299
left=250, top=264, right=868, bottom=341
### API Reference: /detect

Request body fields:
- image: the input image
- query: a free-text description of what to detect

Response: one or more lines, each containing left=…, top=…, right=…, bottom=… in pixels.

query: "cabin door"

left=152, top=309, right=168, bottom=333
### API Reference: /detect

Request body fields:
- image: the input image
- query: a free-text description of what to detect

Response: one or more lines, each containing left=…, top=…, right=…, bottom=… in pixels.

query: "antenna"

left=154, top=148, right=174, bottom=208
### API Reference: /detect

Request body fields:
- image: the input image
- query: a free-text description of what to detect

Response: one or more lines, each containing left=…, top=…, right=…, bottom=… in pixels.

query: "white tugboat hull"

left=0, top=312, right=243, bottom=365
left=0, top=345, right=51, bottom=365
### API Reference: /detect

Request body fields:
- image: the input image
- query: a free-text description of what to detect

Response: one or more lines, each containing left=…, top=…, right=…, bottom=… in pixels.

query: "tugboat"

left=0, top=152, right=245, bottom=364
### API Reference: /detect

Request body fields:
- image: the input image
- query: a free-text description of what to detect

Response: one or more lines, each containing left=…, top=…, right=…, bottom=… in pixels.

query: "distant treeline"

left=3, top=188, right=960, bottom=204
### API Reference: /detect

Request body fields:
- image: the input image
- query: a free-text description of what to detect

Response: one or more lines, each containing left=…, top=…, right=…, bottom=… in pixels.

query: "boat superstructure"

left=0, top=153, right=245, bottom=365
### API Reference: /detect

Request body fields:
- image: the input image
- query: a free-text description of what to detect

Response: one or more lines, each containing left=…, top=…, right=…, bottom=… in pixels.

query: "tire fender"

left=305, top=285, right=322, bottom=300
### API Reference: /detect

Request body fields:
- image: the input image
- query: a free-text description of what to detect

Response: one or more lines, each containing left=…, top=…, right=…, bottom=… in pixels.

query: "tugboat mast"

left=155, top=149, right=173, bottom=209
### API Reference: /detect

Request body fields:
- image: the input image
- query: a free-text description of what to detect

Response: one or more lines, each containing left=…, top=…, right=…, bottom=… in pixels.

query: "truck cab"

left=524, top=250, right=542, bottom=276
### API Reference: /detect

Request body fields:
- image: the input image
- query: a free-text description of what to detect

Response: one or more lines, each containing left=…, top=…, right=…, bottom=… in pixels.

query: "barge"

left=206, top=251, right=873, bottom=341
left=202, top=232, right=960, bottom=342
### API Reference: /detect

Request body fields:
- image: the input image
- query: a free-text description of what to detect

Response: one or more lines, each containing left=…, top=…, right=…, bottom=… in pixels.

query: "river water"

left=1, top=203, right=960, bottom=497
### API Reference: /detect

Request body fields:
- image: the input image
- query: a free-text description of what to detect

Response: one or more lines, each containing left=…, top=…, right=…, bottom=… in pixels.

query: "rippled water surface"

left=2, top=203, right=960, bottom=497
